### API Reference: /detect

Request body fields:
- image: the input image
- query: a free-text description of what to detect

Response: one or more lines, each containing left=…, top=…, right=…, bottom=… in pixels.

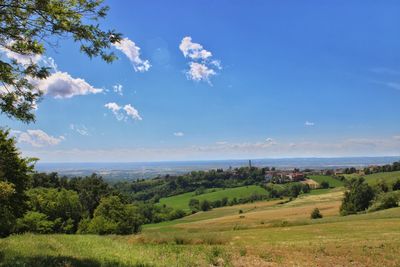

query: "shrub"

left=310, top=208, right=323, bottom=219
left=189, top=198, right=200, bottom=212
left=320, top=181, right=329, bottom=189
left=393, top=179, right=400, bottom=191
left=368, top=192, right=399, bottom=212
left=200, top=200, right=212, bottom=211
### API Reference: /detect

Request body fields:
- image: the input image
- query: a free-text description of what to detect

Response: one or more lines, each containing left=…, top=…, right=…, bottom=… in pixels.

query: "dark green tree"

left=188, top=198, right=200, bottom=212
left=200, top=199, right=212, bottom=211
left=393, top=179, right=400, bottom=191
left=27, top=187, right=82, bottom=233
left=86, top=196, right=143, bottom=235
left=340, top=178, right=375, bottom=215
left=320, top=181, right=330, bottom=189
left=0, top=129, right=35, bottom=236
left=0, top=0, right=121, bottom=122
left=310, top=208, right=323, bottom=219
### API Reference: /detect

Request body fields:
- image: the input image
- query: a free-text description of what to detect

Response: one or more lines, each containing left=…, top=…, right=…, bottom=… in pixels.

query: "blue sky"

left=2, top=0, right=400, bottom=162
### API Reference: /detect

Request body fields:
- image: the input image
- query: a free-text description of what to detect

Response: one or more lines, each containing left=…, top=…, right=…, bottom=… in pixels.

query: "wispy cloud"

left=112, top=84, right=123, bottom=96
left=113, top=37, right=151, bottom=72
left=173, top=132, right=184, bottom=137
left=370, top=67, right=400, bottom=75
left=305, top=121, right=315, bottom=126
left=372, top=80, right=400, bottom=91
left=104, top=102, right=142, bottom=121
left=22, top=136, right=400, bottom=162
left=13, top=129, right=65, bottom=147
left=70, top=124, right=89, bottom=136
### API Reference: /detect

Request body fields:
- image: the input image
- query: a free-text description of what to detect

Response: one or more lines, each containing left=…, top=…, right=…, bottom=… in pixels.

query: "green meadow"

left=1, top=188, right=400, bottom=266
left=158, top=185, right=267, bottom=211
left=308, top=175, right=344, bottom=187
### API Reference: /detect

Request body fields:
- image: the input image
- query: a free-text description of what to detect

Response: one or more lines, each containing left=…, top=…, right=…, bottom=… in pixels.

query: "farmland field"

left=2, top=187, right=400, bottom=267
left=308, top=175, right=344, bottom=188
left=343, top=171, right=400, bottom=185
left=158, top=185, right=267, bottom=211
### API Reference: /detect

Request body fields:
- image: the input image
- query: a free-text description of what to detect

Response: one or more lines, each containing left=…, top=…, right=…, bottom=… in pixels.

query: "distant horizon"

left=36, top=155, right=400, bottom=165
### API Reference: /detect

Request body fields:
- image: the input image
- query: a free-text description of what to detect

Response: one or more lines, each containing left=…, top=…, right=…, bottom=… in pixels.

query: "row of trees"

left=340, top=177, right=400, bottom=215
left=115, top=167, right=274, bottom=202
left=0, top=129, right=189, bottom=236
left=364, top=162, right=400, bottom=175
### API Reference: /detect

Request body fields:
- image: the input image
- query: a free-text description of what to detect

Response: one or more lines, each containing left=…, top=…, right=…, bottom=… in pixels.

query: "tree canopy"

left=0, top=0, right=121, bottom=122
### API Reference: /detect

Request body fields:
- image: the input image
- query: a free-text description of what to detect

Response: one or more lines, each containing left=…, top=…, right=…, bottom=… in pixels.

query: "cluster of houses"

left=265, top=171, right=305, bottom=184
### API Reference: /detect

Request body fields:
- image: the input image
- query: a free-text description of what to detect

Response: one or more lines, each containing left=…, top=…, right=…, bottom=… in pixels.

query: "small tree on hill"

left=310, top=208, right=323, bottom=219
left=200, top=200, right=212, bottom=211
left=320, top=181, right=330, bottom=189
left=340, top=178, right=375, bottom=215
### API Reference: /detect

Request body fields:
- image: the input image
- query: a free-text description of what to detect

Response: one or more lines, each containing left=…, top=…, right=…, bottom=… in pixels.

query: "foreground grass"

left=158, top=185, right=267, bottom=211
left=2, top=189, right=400, bottom=266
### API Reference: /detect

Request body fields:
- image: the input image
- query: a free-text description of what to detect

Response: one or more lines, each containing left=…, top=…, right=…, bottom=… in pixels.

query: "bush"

left=368, top=192, right=399, bottom=212
left=340, top=178, right=375, bottom=215
left=200, top=200, right=212, bottom=211
left=310, top=208, right=323, bottom=219
left=189, top=198, right=200, bottom=212
left=320, top=181, right=329, bottom=189
left=85, top=196, right=143, bottom=235
left=393, top=179, right=400, bottom=191
left=16, top=211, right=54, bottom=233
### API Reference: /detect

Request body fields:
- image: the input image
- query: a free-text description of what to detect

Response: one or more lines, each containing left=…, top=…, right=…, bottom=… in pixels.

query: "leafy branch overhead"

left=0, top=0, right=122, bottom=122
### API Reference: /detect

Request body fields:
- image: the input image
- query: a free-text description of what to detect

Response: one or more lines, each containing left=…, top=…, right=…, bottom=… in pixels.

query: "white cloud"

left=113, top=38, right=151, bottom=72
left=179, top=36, right=212, bottom=60
left=174, top=132, right=184, bottom=137
left=305, top=121, right=315, bottom=126
left=15, top=129, right=64, bottom=147
left=0, top=45, right=42, bottom=65
left=186, top=62, right=216, bottom=83
left=33, top=71, right=103, bottom=98
left=179, top=36, right=221, bottom=84
left=113, top=84, right=123, bottom=96
left=70, top=124, right=89, bottom=136
left=105, top=102, right=142, bottom=121
left=123, top=104, right=142, bottom=121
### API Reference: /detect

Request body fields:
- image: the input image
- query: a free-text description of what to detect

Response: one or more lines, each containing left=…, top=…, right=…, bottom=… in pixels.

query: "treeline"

left=2, top=171, right=188, bottom=236
left=340, top=177, right=400, bottom=215
left=364, top=161, right=400, bottom=175
left=187, top=183, right=311, bottom=213
left=115, top=167, right=272, bottom=202
left=0, top=130, right=188, bottom=237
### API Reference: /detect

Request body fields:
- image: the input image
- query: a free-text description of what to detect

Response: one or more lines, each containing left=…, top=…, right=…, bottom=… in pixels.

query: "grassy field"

left=158, top=185, right=267, bottom=211
left=2, top=187, right=400, bottom=266
left=308, top=175, right=344, bottom=188
left=343, top=171, right=400, bottom=185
